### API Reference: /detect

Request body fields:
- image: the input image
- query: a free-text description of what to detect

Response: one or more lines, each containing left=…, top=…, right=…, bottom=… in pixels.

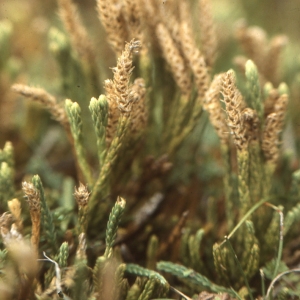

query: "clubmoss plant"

left=1, top=0, right=300, bottom=299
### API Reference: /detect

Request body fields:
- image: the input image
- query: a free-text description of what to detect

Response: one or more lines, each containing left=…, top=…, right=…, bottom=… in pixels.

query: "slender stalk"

left=223, top=198, right=268, bottom=244
left=224, top=237, right=254, bottom=300
left=260, top=269, right=266, bottom=298
left=265, top=268, right=300, bottom=300
left=264, top=203, right=284, bottom=279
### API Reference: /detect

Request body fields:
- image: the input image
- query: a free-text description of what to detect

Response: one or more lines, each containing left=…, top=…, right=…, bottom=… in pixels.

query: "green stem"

left=264, top=203, right=284, bottom=279
left=260, top=269, right=266, bottom=299
left=225, top=198, right=268, bottom=242
left=224, top=237, right=254, bottom=300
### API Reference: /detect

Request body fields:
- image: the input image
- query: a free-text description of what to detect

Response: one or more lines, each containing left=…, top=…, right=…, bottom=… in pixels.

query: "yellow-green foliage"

left=1, top=0, right=300, bottom=299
